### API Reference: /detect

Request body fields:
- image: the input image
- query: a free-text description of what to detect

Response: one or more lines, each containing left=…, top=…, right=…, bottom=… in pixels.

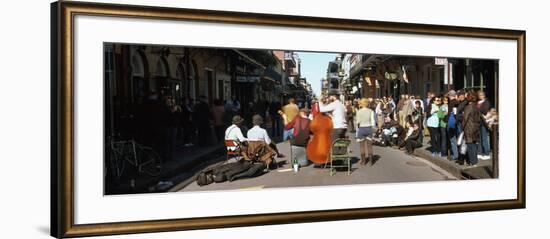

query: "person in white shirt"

left=319, top=91, right=348, bottom=142
left=247, top=114, right=284, bottom=157
left=247, top=114, right=272, bottom=144
left=225, top=115, right=247, bottom=151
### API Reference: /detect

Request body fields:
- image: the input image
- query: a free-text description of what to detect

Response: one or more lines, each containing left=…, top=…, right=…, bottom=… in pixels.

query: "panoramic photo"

left=103, top=43, right=499, bottom=195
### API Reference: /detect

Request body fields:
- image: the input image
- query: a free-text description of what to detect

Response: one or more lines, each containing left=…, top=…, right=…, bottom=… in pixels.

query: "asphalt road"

left=179, top=137, right=457, bottom=192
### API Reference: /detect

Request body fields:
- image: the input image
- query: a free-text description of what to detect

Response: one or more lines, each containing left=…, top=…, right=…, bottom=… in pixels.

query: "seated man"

left=225, top=115, right=247, bottom=152
left=284, top=108, right=311, bottom=167
left=246, top=114, right=278, bottom=167
left=405, top=122, right=423, bottom=154
left=247, top=114, right=284, bottom=158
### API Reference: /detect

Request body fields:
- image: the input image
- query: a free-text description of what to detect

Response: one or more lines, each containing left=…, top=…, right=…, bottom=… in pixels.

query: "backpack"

left=448, top=112, right=457, bottom=129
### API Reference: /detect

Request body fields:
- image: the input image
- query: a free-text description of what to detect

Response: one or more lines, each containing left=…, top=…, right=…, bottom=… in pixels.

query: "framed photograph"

left=51, top=1, right=526, bottom=238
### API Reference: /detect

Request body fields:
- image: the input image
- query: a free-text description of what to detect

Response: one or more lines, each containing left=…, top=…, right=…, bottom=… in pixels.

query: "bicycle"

left=106, top=137, right=163, bottom=179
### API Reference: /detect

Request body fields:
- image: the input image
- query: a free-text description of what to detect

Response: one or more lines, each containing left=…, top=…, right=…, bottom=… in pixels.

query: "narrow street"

left=179, top=134, right=456, bottom=192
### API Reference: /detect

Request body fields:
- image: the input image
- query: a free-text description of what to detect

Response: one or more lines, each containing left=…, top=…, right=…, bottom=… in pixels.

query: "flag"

left=402, top=66, right=409, bottom=83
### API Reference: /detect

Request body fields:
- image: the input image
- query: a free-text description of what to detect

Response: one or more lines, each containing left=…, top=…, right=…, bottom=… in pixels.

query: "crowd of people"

left=358, top=89, right=498, bottom=167
left=123, top=92, right=291, bottom=164
left=122, top=87, right=498, bottom=171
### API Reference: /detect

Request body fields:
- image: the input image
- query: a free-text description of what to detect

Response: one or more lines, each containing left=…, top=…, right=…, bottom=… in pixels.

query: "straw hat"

left=232, top=115, right=244, bottom=124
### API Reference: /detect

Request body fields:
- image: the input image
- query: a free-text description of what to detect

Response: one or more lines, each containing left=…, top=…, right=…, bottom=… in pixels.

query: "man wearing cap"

left=225, top=115, right=247, bottom=151
left=319, top=91, right=348, bottom=141
left=248, top=114, right=284, bottom=158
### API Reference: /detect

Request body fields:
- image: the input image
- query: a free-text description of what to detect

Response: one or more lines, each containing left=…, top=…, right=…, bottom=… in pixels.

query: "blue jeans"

left=478, top=125, right=491, bottom=156
left=283, top=128, right=294, bottom=141
left=467, top=143, right=478, bottom=165
left=448, top=129, right=458, bottom=160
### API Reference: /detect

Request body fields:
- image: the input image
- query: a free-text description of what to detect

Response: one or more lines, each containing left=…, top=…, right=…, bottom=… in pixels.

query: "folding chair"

left=324, top=138, right=352, bottom=176
left=224, top=140, right=243, bottom=163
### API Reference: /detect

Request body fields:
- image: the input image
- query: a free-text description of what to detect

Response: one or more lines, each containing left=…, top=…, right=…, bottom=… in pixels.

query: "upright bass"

left=306, top=102, right=333, bottom=164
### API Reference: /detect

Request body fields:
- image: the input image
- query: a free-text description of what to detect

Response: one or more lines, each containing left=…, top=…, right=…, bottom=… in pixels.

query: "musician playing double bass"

left=319, top=91, right=349, bottom=142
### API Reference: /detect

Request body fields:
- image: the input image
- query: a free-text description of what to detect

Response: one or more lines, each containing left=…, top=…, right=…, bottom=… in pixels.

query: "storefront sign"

left=236, top=75, right=260, bottom=83
left=435, top=57, right=448, bottom=65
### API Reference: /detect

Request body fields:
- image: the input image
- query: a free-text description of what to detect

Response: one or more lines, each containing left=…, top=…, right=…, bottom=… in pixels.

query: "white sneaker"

left=481, top=155, right=491, bottom=160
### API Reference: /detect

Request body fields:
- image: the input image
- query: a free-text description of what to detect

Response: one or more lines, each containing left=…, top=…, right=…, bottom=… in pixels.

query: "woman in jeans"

left=462, top=91, right=482, bottom=167
left=355, top=98, right=376, bottom=165
left=426, top=96, right=442, bottom=157
left=438, top=95, right=449, bottom=158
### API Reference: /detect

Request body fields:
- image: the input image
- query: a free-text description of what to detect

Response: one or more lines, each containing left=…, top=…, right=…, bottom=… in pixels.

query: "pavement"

left=105, top=142, right=225, bottom=195
left=106, top=131, right=495, bottom=195
left=177, top=134, right=458, bottom=192
left=413, top=138, right=495, bottom=179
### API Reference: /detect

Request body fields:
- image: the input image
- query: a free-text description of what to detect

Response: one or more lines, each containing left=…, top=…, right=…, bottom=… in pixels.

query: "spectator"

left=439, top=95, right=449, bottom=158
left=405, top=122, right=423, bottom=155
left=268, top=101, right=282, bottom=137
left=462, top=91, right=483, bottom=167
left=355, top=98, right=376, bottom=165
left=136, top=91, right=163, bottom=151
left=244, top=101, right=256, bottom=130
left=162, top=96, right=181, bottom=161
left=281, top=98, right=299, bottom=141
left=401, top=95, right=414, bottom=127
left=477, top=91, right=492, bottom=160
left=345, top=100, right=356, bottom=133
left=447, top=90, right=460, bottom=161
left=193, top=95, right=212, bottom=147
left=426, top=96, right=442, bottom=157
left=181, top=97, right=195, bottom=147
left=224, top=95, right=241, bottom=121
left=212, top=99, right=226, bottom=143
left=412, top=100, right=424, bottom=128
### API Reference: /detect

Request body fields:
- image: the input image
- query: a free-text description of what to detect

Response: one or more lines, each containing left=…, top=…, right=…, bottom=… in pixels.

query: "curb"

left=413, top=149, right=463, bottom=179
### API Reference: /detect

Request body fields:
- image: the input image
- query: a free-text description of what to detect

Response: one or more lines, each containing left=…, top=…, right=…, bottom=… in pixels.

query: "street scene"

left=103, top=43, right=499, bottom=195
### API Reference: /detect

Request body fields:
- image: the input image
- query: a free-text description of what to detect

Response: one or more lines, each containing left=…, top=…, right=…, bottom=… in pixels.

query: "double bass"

left=306, top=102, right=333, bottom=164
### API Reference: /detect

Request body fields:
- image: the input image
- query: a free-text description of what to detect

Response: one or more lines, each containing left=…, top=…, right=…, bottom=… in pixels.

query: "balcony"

left=284, top=52, right=297, bottom=67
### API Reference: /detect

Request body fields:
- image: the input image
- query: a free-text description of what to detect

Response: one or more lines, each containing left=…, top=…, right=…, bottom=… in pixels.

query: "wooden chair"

left=324, top=138, right=352, bottom=176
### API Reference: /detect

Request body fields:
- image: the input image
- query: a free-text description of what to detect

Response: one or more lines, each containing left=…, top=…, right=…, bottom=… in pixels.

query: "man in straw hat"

left=225, top=115, right=247, bottom=151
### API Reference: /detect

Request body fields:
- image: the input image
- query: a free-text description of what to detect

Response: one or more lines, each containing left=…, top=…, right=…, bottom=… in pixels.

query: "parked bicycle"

left=106, top=136, right=162, bottom=180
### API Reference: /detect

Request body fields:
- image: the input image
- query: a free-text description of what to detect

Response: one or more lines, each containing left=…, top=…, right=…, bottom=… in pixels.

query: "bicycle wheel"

left=137, top=148, right=162, bottom=176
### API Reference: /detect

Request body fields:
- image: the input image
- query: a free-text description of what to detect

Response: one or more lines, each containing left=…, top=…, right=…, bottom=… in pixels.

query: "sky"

left=296, top=52, right=339, bottom=96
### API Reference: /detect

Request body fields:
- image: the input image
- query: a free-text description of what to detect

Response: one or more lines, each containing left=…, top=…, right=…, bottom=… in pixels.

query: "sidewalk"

left=412, top=138, right=495, bottom=179
left=105, top=142, right=225, bottom=195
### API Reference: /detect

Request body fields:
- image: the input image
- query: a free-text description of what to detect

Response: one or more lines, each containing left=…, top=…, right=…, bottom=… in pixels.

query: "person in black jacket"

left=477, top=91, right=492, bottom=160
left=193, top=95, right=212, bottom=147
left=405, top=122, right=423, bottom=154
left=462, top=91, right=482, bottom=166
